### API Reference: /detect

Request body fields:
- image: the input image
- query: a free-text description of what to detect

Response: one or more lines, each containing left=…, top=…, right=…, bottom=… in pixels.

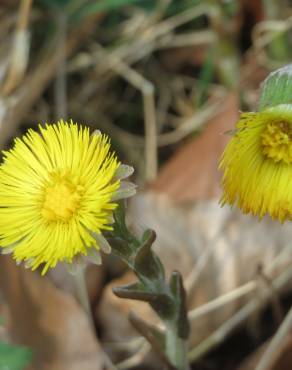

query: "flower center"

left=261, top=120, right=292, bottom=164
left=42, top=172, right=83, bottom=222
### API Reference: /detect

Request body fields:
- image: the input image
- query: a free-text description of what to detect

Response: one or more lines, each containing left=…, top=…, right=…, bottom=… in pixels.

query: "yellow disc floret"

left=42, top=172, right=83, bottom=222
left=0, top=121, right=121, bottom=274
left=220, top=104, right=292, bottom=223
left=261, top=120, right=292, bottom=164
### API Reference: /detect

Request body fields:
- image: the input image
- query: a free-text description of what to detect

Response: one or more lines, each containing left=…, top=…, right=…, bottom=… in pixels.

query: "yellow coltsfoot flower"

left=220, top=104, right=292, bottom=223
left=0, top=121, right=136, bottom=274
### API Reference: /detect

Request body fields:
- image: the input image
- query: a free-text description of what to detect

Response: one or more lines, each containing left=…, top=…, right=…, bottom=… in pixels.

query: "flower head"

left=220, top=104, right=292, bottom=223
left=0, top=121, right=135, bottom=274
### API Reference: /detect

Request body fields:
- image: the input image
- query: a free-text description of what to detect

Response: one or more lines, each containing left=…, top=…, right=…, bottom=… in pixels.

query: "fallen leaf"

left=98, top=192, right=292, bottom=351
left=0, top=256, right=104, bottom=370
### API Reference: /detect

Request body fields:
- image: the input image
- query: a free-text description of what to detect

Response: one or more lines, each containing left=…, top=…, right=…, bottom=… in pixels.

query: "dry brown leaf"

left=98, top=192, right=292, bottom=351
left=0, top=256, right=104, bottom=370
left=97, top=271, right=163, bottom=368
left=98, top=271, right=157, bottom=342
left=96, top=92, right=292, bottom=361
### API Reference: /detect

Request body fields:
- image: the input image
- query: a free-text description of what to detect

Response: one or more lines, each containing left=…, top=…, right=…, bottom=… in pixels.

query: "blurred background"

left=0, top=1, right=292, bottom=370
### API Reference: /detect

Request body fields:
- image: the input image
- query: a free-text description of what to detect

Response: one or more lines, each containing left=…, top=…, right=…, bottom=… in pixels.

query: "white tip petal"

left=107, top=214, right=114, bottom=224
left=111, top=181, right=137, bottom=201
left=115, top=165, right=134, bottom=180
left=24, top=258, right=35, bottom=269
left=1, top=247, right=14, bottom=255
left=84, top=248, right=102, bottom=265
left=94, top=233, right=111, bottom=254
left=92, top=129, right=101, bottom=136
left=1, top=242, right=17, bottom=255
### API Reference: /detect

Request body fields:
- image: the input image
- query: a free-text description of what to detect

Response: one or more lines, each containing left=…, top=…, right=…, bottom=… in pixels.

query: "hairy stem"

left=109, top=202, right=190, bottom=369
left=166, top=324, right=190, bottom=370
left=72, top=268, right=95, bottom=329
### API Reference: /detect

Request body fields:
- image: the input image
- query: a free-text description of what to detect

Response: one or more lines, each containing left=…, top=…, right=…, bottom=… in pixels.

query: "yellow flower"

left=220, top=104, right=292, bottom=223
left=0, top=121, right=135, bottom=274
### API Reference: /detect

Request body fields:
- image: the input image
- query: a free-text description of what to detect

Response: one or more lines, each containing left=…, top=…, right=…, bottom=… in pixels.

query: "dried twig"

left=0, top=18, right=97, bottom=148
left=189, top=281, right=255, bottom=322
left=257, top=265, right=284, bottom=325
left=157, top=97, right=224, bottom=146
left=188, top=242, right=292, bottom=322
left=252, top=17, right=292, bottom=68
left=89, top=4, right=211, bottom=89
left=94, top=45, right=158, bottom=181
left=156, top=30, right=216, bottom=50
left=54, top=11, right=68, bottom=121
left=2, top=0, right=33, bottom=95
left=116, top=341, right=151, bottom=370
left=185, top=213, right=233, bottom=304
left=188, top=267, right=292, bottom=363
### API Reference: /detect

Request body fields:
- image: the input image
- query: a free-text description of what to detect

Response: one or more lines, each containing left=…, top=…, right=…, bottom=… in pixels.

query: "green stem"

left=72, top=268, right=95, bottom=329
left=109, top=203, right=190, bottom=369
left=166, top=325, right=190, bottom=370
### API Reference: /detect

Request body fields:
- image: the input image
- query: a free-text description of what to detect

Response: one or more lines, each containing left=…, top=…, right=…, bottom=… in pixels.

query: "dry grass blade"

left=157, top=98, right=223, bottom=146
left=93, top=45, right=158, bottom=181
left=2, top=0, right=32, bottom=95
left=54, top=11, right=68, bottom=121
left=188, top=242, right=292, bottom=322
left=156, top=30, right=216, bottom=49
left=188, top=268, right=292, bottom=363
left=116, top=341, right=151, bottom=370
left=252, top=17, right=292, bottom=68
left=0, top=17, right=97, bottom=148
